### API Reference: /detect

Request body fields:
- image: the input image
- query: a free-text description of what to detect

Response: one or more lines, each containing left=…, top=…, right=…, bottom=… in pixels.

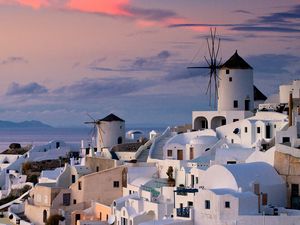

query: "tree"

left=46, top=214, right=65, bottom=225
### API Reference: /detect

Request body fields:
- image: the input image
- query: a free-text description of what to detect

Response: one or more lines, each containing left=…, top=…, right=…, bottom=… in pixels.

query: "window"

left=225, top=201, right=230, bottom=208
left=167, top=150, right=172, bottom=157
left=257, top=127, right=261, bottom=134
left=78, top=181, right=82, bottom=190
left=96, top=166, right=99, bottom=172
left=100, top=212, right=102, bottom=220
left=229, top=77, right=232, bottom=82
left=196, top=177, right=199, bottom=184
left=244, top=127, right=248, bottom=133
left=274, top=124, right=276, bottom=128
left=282, top=137, right=290, bottom=143
left=205, top=200, right=210, bottom=209
left=118, top=137, right=123, bottom=144
left=73, top=199, right=77, bottom=204
left=233, top=100, right=238, bottom=108
left=188, top=201, right=193, bottom=207
left=233, top=119, right=239, bottom=122
left=62, top=193, right=71, bottom=206
left=72, top=175, right=76, bottom=183
left=226, top=69, right=230, bottom=74
left=231, top=139, right=234, bottom=143
left=227, top=161, right=236, bottom=164
left=113, top=181, right=120, bottom=188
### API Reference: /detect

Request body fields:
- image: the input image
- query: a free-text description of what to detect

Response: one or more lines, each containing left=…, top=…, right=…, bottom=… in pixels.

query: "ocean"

left=0, top=127, right=166, bottom=152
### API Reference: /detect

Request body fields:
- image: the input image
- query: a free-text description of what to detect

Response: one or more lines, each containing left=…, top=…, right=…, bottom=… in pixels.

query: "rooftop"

left=98, top=113, right=124, bottom=122
left=221, top=50, right=253, bottom=70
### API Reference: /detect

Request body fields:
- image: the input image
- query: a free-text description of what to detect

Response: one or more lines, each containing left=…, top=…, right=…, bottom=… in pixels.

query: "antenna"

left=188, top=27, right=222, bottom=109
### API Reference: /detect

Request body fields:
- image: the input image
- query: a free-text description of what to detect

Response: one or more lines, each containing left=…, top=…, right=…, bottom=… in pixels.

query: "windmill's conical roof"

left=221, top=50, right=253, bottom=69
left=98, top=113, right=124, bottom=122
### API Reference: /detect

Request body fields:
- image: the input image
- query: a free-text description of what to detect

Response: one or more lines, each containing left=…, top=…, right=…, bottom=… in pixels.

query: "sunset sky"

left=0, top=0, right=299, bottom=127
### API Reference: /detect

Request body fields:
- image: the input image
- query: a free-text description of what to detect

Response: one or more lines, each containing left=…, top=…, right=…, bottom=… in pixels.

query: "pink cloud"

left=66, top=0, right=131, bottom=16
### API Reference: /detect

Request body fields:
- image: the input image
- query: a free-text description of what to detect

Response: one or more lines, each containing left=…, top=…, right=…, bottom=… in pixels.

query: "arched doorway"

left=211, top=116, right=226, bottom=130
left=43, top=210, right=47, bottom=223
left=194, top=117, right=208, bottom=130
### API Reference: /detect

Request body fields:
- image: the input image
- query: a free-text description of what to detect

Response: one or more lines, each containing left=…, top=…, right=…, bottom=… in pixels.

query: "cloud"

left=231, top=26, right=300, bottom=33
left=0, top=56, right=28, bottom=65
left=90, top=50, right=172, bottom=72
left=6, top=82, right=48, bottom=96
left=246, top=54, right=299, bottom=74
left=233, top=10, right=252, bottom=14
left=257, top=4, right=300, bottom=24
left=66, top=0, right=131, bottom=16
left=53, top=77, right=155, bottom=100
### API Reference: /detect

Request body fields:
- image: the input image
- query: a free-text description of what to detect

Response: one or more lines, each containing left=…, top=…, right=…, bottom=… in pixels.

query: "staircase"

left=136, top=141, right=152, bottom=162
left=149, top=127, right=175, bottom=160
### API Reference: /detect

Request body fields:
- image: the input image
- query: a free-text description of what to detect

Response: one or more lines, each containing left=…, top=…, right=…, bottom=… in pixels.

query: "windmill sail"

left=188, top=27, right=222, bottom=109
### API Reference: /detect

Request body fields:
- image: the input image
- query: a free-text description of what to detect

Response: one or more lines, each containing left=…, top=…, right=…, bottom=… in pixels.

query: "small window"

left=167, top=150, right=172, bottom=157
left=257, top=127, right=261, bottom=134
left=274, top=124, right=276, bottom=128
left=96, top=166, right=99, bottom=172
left=229, top=77, right=232, bottom=82
left=73, top=199, right=77, bottom=204
left=188, top=201, right=193, bottom=207
left=78, top=181, right=82, bottom=190
left=225, top=201, right=230, bottom=208
left=72, top=175, right=76, bottom=183
left=205, top=200, right=210, bottom=209
left=233, top=100, right=238, bottom=108
left=113, top=181, right=119, bottom=188
left=226, top=69, right=230, bottom=74
left=196, top=177, right=199, bottom=184
left=233, top=119, right=239, bottom=122
left=244, top=127, right=248, bottom=133
left=231, top=139, right=234, bottom=143
left=282, top=137, right=290, bottom=143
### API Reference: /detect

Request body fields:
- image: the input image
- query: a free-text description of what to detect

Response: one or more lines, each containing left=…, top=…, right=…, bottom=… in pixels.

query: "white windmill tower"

left=218, top=50, right=254, bottom=112
left=85, top=113, right=125, bottom=152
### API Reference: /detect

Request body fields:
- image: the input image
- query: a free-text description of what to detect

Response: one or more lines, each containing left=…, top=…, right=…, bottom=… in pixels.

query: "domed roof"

left=190, top=135, right=218, bottom=145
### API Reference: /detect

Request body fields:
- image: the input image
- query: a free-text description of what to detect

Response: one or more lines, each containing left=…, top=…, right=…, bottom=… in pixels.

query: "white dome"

left=190, top=136, right=218, bottom=145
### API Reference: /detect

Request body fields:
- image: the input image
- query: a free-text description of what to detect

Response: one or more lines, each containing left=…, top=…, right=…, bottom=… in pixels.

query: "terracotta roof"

left=254, top=85, right=267, bottom=101
left=221, top=50, right=253, bottom=69
left=98, top=113, right=124, bottom=122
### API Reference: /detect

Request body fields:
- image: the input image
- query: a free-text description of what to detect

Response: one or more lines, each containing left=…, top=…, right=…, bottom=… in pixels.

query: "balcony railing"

left=176, top=207, right=190, bottom=218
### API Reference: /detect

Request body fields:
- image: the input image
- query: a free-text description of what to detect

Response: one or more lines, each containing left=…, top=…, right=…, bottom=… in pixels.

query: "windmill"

left=84, top=113, right=105, bottom=150
left=188, top=27, right=222, bottom=109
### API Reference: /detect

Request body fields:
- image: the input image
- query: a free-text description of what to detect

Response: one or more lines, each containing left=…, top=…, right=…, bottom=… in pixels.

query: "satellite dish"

left=108, top=215, right=115, bottom=225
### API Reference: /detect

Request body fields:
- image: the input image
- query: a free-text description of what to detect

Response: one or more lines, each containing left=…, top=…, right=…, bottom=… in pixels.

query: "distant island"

left=0, top=120, right=52, bottom=128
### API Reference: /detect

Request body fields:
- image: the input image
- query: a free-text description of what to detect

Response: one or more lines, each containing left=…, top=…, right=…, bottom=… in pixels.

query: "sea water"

left=0, top=127, right=166, bottom=152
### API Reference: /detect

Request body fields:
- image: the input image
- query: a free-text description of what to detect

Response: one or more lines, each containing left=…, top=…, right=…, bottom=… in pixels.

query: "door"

left=266, top=124, right=271, bottom=139
left=177, top=150, right=183, bottom=160
left=245, top=99, right=250, bottom=111
left=190, top=147, right=194, bottom=160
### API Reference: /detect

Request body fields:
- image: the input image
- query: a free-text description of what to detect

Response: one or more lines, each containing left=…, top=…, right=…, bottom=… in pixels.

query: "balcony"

left=176, top=207, right=190, bottom=218
left=175, top=187, right=198, bottom=196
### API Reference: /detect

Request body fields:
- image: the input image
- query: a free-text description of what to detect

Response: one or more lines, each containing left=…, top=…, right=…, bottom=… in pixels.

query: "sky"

left=0, top=0, right=299, bottom=127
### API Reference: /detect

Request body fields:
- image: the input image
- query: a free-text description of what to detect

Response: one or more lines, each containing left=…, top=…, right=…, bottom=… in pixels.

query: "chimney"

left=289, top=91, right=293, bottom=127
